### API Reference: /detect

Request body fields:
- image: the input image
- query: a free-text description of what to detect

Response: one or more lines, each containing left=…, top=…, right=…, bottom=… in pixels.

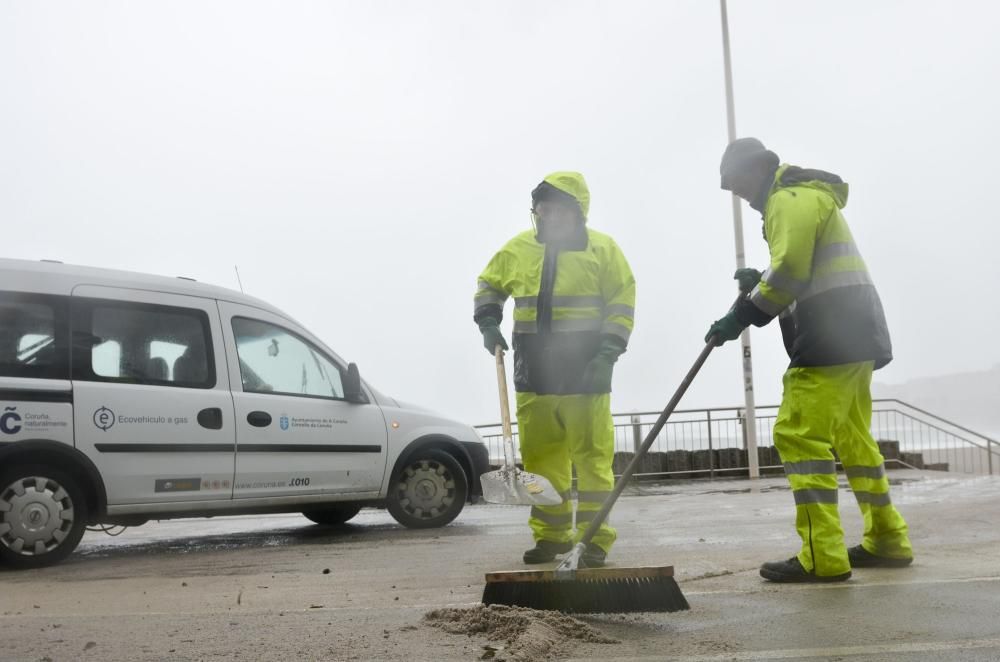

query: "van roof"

left=0, top=258, right=292, bottom=320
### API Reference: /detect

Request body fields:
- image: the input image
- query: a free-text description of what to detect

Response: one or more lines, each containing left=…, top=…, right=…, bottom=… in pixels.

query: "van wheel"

left=0, top=465, right=88, bottom=569
left=302, top=503, right=363, bottom=526
left=387, top=449, right=467, bottom=529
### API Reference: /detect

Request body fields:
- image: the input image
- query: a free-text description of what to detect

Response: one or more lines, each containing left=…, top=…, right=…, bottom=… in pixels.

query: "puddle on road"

left=699, top=485, right=789, bottom=495
left=698, top=476, right=920, bottom=496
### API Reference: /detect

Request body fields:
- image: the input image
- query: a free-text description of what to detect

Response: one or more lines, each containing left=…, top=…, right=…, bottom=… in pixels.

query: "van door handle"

left=247, top=411, right=272, bottom=428
left=197, top=407, right=223, bottom=430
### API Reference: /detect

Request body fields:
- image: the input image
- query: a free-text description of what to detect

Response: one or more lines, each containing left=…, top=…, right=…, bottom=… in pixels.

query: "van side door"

left=218, top=302, right=388, bottom=500
left=70, top=286, right=236, bottom=505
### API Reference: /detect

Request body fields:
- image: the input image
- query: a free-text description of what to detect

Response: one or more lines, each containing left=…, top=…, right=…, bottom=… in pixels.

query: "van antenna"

left=235, top=265, right=245, bottom=294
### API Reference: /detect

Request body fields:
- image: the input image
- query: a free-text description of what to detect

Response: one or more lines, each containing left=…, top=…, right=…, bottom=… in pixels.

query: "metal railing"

left=474, top=398, right=999, bottom=479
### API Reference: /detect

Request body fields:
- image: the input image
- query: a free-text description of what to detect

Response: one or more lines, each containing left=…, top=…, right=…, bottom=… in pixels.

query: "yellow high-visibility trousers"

left=774, top=361, right=913, bottom=576
left=516, top=392, right=617, bottom=552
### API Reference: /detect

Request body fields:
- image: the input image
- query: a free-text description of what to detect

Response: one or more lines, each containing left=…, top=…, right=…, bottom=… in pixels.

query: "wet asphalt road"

left=2, top=471, right=1000, bottom=661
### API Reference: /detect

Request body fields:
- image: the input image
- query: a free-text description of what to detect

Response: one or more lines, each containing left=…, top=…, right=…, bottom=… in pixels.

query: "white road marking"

left=684, top=573, right=1000, bottom=596
left=567, top=637, right=1000, bottom=661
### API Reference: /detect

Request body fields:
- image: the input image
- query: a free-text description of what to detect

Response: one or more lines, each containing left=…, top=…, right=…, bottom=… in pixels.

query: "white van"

left=0, top=259, right=489, bottom=568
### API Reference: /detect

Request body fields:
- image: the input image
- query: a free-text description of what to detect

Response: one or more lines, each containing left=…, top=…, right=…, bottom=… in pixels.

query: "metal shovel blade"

left=480, top=466, right=563, bottom=506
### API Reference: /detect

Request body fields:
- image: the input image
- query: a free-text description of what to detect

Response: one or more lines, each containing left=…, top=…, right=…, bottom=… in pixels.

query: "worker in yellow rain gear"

left=474, top=172, right=635, bottom=567
left=706, top=138, right=914, bottom=582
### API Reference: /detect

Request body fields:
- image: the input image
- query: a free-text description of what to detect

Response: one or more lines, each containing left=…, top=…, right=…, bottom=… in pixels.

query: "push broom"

left=482, top=328, right=729, bottom=613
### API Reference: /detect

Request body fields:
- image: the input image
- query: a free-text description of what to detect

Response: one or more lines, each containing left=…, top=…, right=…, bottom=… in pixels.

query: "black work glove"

left=478, top=318, right=508, bottom=355
left=734, top=267, right=763, bottom=294
left=704, top=312, right=747, bottom=347
left=581, top=337, right=625, bottom=392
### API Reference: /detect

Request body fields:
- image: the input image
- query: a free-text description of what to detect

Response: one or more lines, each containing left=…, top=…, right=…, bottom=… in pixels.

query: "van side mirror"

left=344, top=363, right=366, bottom=404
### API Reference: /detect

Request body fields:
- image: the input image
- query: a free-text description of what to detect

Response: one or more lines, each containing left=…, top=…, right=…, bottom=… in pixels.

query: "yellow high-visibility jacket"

left=736, top=165, right=892, bottom=368
left=474, top=173, right=635, bottom=394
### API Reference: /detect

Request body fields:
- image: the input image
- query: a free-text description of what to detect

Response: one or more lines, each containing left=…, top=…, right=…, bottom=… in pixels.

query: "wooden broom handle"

left=577, top=294, right=744, bottom=548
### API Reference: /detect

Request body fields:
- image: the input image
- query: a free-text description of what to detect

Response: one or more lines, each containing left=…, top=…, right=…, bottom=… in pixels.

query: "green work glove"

left=582, top=338, right=625, bottom=393
left=704, top=311, right=747, bottom=347
left=734, top=267, right=763, bottom=294
left=478, top=318, right=508, bottom=355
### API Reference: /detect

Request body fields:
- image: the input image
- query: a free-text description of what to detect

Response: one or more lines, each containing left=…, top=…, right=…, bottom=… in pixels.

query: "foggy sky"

left=2, top=1, right=997, bottom=427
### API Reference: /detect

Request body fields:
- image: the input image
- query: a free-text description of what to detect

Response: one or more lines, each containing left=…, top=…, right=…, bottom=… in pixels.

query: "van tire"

left=0, top=465, right=88, bottom=570
left=387, top=449, right=467, bottom=529
left=302, top=503, right=363, bottom=526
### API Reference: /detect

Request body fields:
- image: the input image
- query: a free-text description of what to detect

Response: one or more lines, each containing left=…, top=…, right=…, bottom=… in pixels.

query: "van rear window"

left=0, top=293, right=69, bottom=379
left=73, top=299, right=215, bottom=389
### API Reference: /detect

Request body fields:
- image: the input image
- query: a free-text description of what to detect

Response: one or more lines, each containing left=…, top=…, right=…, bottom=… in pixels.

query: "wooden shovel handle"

left=495, top=345, right=514, bottom=443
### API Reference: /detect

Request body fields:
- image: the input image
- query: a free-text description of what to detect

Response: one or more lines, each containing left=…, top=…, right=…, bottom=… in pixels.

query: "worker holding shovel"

left=706, top=138, right=914, bottom=582
left=474, top=171, right=636, bottom=568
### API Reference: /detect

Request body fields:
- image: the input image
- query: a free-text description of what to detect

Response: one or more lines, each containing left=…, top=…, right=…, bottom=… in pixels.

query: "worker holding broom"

left=706, top=138, right=914, bottom=582
left=473, top=171, right=636, bottom=568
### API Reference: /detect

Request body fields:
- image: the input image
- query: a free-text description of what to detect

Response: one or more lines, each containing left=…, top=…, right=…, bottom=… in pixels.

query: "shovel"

left=480, top=345, right=562, bottom=506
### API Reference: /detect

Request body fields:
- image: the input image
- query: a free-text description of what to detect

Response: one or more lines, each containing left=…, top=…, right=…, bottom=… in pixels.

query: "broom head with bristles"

left=482, top=565, right=689, bottom=614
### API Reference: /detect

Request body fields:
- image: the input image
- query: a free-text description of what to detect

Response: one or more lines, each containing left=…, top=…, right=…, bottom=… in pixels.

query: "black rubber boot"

left=580, top=543, right=607, bottom=568
left=848, top=545, right=914, bottom=568
left=522, top=540, right=573, bottom=564
left=759, top=556, right=851, bottom=583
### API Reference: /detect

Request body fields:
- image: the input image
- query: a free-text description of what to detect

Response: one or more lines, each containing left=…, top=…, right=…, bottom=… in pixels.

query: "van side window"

left=73, top=299, right=215, bottom=389
left=0, top=293, right=70, bottom=379
left=232, top=318, right=345, bottom=399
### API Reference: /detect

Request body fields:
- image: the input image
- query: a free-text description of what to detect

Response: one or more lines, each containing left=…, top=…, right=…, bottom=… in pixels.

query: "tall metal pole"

left=720, top=0, right=760, bottom=479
